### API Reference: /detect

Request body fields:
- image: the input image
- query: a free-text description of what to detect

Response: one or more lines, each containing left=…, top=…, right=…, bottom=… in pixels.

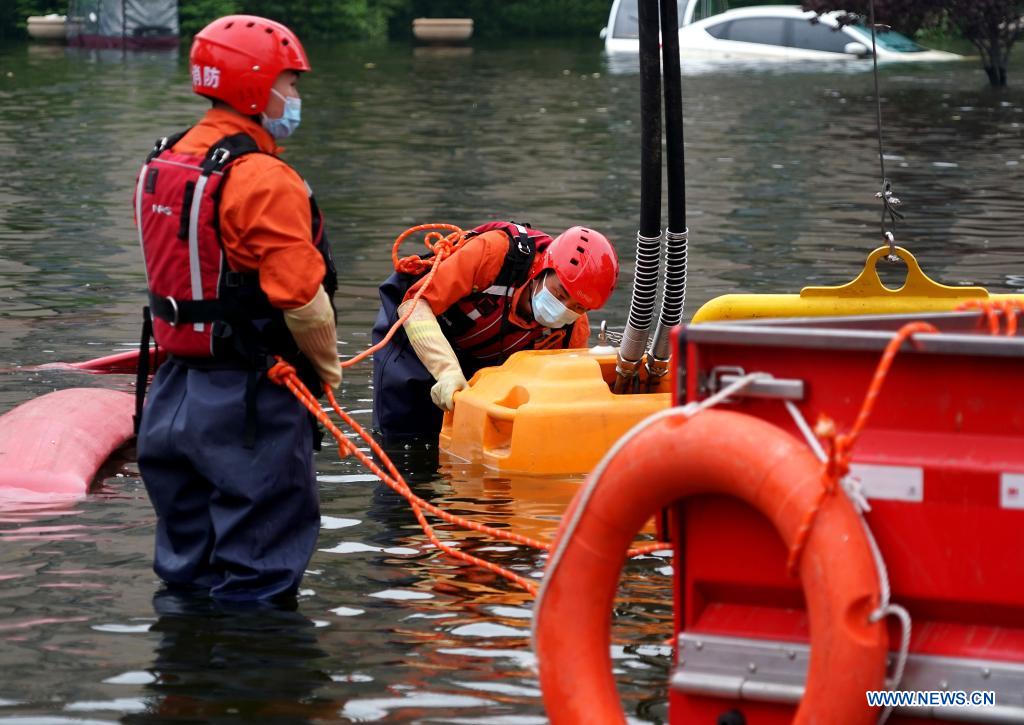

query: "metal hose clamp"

left=665, top=227, right=689, bottom=242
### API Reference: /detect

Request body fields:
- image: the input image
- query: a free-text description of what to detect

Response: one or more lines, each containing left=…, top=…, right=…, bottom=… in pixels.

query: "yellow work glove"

left=399, top=299, right=469, bottom=411
left=283, top=285, right=342, bottom=390
left=431, top=370, right=469, bottom=412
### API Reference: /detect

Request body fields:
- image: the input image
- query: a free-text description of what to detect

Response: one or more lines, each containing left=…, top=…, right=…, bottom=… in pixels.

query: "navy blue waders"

left=138, top=362, right=319, bottom=601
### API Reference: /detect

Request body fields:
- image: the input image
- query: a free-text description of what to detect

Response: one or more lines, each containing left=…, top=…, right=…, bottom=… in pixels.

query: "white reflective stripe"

left=482, top=285, right=512, bottom=296
left=849, top=463, right=924, bottom=502
left=457, top=313, right=502, bottom=346
left=188, top=173, right=210, bottom=333
left=1000, top=473, right=1024, bottom=510
left=152, top=157, right=224, bottom=174
left=304, top=179, right=313, bottom=197
left=477, top=330, right=532, bottom=360
left=134, top=163, right=150, bottom=284
left=466, top=309, right=482, bottom=321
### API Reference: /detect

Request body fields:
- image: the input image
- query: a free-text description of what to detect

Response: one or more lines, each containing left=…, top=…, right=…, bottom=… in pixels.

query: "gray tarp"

left=68, top=0, right=178, bottom=39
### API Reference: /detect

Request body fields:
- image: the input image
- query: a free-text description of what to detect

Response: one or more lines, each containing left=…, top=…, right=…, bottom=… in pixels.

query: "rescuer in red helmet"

left=133, top=15, right=340, bottom=602
left=372, top=222, right=619, bottom=443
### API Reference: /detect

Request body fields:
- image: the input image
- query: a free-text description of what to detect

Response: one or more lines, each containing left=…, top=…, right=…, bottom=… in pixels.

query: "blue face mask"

left=532, top=278, right=582, bottom=329
left=262, top=88, right=301, bottom=140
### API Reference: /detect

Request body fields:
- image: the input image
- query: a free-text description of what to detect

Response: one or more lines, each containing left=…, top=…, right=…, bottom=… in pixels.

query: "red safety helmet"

left=538, top=226, right=619, bottom=310
left=189, top=15, right=310, bottom=116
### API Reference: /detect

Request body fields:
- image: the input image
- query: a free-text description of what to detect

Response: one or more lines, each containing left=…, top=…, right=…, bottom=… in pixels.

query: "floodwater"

left=0, top=36, right=1022, bottom=723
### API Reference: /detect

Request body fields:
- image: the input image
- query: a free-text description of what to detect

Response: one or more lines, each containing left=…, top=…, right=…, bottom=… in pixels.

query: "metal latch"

left=706, top=366, right=804, bottom=401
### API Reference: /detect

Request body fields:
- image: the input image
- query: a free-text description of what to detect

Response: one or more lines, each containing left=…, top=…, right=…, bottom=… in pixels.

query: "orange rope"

left=786, top=321, right=938, bottom=576
left=955, top=298, right=1024, bottom=337
left=288, top=222, right=668, bottom=590
left=340, top=224, right=470, bottom=369
left=267, top=359, right=666, bottom=594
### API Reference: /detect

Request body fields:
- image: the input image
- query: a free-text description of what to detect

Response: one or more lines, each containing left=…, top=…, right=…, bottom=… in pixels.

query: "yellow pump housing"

left=439, top=349, right=669, bottom=476
left=439, top=245, right=1022, bottom=475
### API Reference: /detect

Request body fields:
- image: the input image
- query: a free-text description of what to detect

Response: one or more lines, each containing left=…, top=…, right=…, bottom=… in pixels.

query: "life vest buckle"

left=165, top=296, right=180, bottom=327
left=201, top=147, right=232, bottom=175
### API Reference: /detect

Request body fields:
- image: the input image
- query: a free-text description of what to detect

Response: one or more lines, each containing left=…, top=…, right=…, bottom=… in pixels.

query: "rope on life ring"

left=532, top=408, right=888, bottom=725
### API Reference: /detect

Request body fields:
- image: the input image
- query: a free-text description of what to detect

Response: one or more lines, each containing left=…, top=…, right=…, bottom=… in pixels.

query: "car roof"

left=689, top=4, right=844, bottom=29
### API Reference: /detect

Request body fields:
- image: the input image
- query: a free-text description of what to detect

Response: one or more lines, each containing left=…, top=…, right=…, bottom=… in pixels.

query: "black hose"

left=659, top=0, right=686, bottom=235
left=637, top=0, right=662, bottom=242
left=615, top=0, right=662, bottom=390
left=648, top=229, right=687, bottom=363
left=648, top=0, right=688, bottom=364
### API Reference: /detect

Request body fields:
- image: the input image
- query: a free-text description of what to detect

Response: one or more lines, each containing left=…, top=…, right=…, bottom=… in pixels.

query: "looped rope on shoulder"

left=392, top=223, right=467, bottom=276
left=340, top=223, right=468, bottom=370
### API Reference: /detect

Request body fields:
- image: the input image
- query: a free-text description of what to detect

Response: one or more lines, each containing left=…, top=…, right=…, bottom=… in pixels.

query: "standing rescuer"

left=372, top=222, right=619, bottom=443
left=133, top=15, right=340, bottom=602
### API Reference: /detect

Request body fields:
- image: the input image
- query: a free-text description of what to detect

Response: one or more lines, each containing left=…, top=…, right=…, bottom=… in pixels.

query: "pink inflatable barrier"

left=0, top=388, right=135, bottom=494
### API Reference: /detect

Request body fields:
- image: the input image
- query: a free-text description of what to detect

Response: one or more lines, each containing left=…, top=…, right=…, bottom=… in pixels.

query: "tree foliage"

left=0, top=0, right=63, bottom=41
left=802, top=0, right=1024, bottom=86
left=388, top=0, right=611, bottom=39
left=1, top=0, right=616, bottom=43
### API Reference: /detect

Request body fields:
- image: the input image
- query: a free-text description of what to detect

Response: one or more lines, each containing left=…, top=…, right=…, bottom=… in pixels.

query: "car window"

left=713, top=16, right=787, bottom=46
left=612, top=0, right=688, bottom=40
left=705, top=20, right=731, bottom=39
left=847, top=23, right=926, bottom=53
left=787, top=18, right=850, bottom=53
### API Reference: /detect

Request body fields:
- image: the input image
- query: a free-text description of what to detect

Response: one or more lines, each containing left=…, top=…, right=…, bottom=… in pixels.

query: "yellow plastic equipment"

left=439, top=245, right=1023, bottom=475
left=439, top=348, right=669, bottom=476
left=693, top=246, right=1023, bottom=322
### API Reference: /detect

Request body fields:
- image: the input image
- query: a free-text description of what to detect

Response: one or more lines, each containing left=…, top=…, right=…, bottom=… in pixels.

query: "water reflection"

left=121, top=590, right=334, bottom=724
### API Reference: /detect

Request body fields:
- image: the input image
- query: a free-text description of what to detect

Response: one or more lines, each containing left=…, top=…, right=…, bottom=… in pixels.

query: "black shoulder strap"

left=146, top=129, right=190, bottom=163
left=493, top=221, right=537, bottom=287
left=201, top=132, right=263, bottom=175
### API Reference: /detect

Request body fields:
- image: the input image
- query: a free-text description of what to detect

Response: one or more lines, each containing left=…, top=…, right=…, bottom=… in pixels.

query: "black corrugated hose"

left=614, top=0, right=663, bottom=393
left=647, top=0, right=688, bottom=370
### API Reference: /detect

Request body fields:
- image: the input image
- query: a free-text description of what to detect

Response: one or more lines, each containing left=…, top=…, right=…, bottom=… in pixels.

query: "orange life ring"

left=532, top=409, right=888, bottom=724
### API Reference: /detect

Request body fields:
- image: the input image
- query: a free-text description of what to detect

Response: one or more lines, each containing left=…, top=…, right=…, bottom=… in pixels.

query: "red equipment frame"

left=669, top=311, right=1024, bottom=725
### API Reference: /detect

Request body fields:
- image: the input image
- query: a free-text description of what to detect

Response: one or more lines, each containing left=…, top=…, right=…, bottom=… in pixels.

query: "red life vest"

left=437, top=222, right=575, bottom=371
left=135, top=131, right=335, bottom=361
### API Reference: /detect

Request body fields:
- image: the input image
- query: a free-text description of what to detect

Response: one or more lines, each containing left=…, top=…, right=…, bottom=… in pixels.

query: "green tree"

left=180, top=0, right=408, bottom=41
left=179, top=0, right=242, bottom=37
left=389, top=0, right=611, bottom=39
left=802, top=0, right=1024, bottom=87
left=1, top=0, right=64, bottom=41
left=4, top=0, right=617, bottom=44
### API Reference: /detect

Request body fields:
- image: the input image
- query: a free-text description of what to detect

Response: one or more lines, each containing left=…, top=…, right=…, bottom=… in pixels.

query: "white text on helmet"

left=191, top=65, right=222, bottom=89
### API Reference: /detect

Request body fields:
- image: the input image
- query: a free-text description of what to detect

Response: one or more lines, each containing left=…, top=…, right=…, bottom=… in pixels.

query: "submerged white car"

left=602, top=1, right=961, bottom=63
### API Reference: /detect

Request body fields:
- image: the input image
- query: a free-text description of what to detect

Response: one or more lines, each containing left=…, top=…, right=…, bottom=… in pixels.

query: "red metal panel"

left=670, top=320, right=1024, bottom=723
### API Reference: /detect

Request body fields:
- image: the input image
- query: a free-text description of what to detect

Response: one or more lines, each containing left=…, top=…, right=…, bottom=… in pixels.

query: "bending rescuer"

left=372, top=221, right=619, bottom=443
left=133, top=15, right=341, bottom=601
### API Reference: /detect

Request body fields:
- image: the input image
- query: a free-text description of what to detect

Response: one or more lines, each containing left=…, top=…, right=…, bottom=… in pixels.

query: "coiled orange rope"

left=340, top=224, right=470, bottom=369
left=786, top=320, right=938, bottom=576
left=268, top=359, right=665, bottom=594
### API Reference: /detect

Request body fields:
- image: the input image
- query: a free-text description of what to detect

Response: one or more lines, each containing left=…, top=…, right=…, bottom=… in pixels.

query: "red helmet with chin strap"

left=539, top=226, right=619, bottom=310
left=190, top=15, right=310, bottom=116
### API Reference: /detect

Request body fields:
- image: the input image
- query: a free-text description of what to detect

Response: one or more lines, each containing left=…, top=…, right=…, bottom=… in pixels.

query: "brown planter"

left=412, top=18, right=474, bottom=45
